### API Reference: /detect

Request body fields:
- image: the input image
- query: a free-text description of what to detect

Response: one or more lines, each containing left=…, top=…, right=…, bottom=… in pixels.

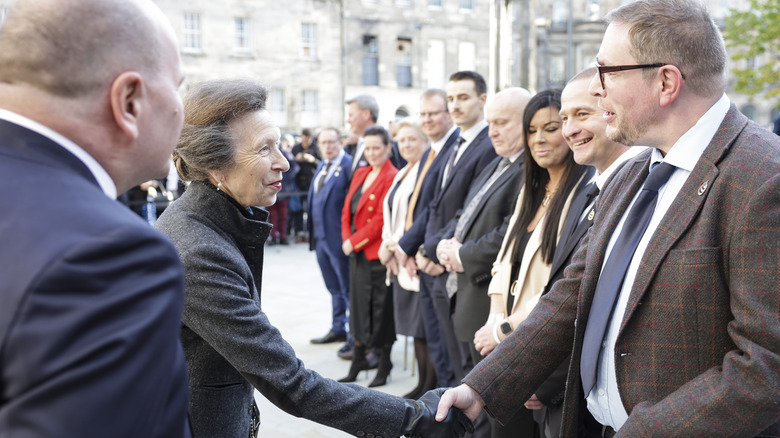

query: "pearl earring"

left=217, top=182, right=223, bottom=191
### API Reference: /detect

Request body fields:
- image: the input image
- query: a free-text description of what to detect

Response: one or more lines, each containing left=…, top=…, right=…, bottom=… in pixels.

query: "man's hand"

left=524, top=394, right=545, bottom=410
left=423, top=260, right=446, bottom=276
left=404, top=256, right=419, bottom=278
left=401, top=388, right=474, bottom=438
left=437, top=238, right=464, bottom=273
left=415, top=252, right=431, bottom=272
left=435, top=385, right=486, bottom=423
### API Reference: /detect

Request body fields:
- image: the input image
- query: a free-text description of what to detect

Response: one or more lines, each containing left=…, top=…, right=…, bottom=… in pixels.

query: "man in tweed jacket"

left=434, top=0, right=780, bottom=436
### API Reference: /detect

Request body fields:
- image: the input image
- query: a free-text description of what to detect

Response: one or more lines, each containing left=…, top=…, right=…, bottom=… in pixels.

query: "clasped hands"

left=435, top=238, right=464, bottom=274
left=405, top=384, right=546, bottom=437
left=402, top=388, right=475, bottom=438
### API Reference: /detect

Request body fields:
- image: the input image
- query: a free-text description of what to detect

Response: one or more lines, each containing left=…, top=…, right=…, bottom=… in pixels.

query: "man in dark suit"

left=434, top=87, right=531, bottom=438
left=0, top=0, right=191, bottom=436
left=308, top=127, right=353, bottom=347
left=525, top=67, right=637, bottom=438
left=396, top=88, right=461, bottom=388
left=437, top=0, right=780, bottom=436
left=435, top=87, right=531, bottom=367
left=415, top=71, right=498, bottom=387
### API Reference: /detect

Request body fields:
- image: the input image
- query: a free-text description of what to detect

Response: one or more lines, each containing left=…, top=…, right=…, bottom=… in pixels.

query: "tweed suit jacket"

left=423, top=126, right=498, bottom=262
left=464, top=106, right=780, bottom=437
left=156, top=182, right=408, bottom=438
left=342, top=160, right=398, bottom=259
left=433, top=155, right=525, bottom=341
left=0, top=119, right=191, bottom=437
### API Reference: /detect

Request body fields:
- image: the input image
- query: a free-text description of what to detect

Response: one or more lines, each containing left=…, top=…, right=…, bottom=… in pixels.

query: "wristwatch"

left=500, top=321, right=512, bottom=335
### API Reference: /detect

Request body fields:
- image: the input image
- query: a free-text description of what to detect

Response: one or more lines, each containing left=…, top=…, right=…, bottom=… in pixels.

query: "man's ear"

left=658, top=65, right=683, bottom=108
left=110, top=71, right=144, bottom=140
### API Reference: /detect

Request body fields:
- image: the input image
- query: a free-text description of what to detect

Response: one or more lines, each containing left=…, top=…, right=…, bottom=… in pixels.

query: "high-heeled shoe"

left=338, top=344, right=370, bottom=383
left=368, top=346, right=393, bottom=387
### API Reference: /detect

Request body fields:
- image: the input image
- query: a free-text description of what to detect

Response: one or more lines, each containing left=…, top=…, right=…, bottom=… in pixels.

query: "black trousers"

left=349, top=252, right=395, bottom=348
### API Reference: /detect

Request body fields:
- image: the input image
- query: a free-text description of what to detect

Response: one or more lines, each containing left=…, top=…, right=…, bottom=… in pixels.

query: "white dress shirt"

left=586, top=94, right=731, bottom=429
left=314, top=149, right=345, bottom=194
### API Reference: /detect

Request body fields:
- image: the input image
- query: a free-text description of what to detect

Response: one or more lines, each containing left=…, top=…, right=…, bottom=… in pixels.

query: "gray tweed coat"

left=156, top=181, right=406, bottom=438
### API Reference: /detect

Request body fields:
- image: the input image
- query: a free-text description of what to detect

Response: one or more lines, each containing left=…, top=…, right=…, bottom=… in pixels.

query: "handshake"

left=400, top=387, right=480, bottom=438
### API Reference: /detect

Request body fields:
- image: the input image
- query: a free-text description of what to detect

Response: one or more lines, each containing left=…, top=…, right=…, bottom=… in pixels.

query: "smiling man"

left=525, top=67, right=639, bottom=438
left=435, top=0, right=780, bottom=436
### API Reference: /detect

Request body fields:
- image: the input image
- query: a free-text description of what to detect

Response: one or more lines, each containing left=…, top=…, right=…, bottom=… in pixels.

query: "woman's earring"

left=217, top=182, right=223, bottom=191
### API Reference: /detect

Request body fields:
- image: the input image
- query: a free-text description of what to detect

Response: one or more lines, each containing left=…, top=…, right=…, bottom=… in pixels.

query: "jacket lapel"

left=620, top=105, right=745, bottom=327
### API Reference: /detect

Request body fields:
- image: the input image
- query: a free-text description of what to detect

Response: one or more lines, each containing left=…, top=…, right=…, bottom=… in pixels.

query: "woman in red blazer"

left=339, top=126, right=398, bottom=387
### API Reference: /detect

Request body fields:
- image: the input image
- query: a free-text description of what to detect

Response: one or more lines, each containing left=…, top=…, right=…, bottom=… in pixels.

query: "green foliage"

left=723, top=0, right=780, bottom=101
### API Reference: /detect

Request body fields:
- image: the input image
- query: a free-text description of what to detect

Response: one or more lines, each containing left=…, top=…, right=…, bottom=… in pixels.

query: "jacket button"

left=356, top=432, right=365, bottom=437
left=369, top=194, right=376, bottom=200
left=368, top=206, right=374, bottom=212
left=367, top=218, right=372, bottom=223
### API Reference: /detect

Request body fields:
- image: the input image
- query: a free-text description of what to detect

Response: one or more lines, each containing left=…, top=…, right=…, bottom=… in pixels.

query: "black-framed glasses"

left=596, top=62, right=684, bottom=89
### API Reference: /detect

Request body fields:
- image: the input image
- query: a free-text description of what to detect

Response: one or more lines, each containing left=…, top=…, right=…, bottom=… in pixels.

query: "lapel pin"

left=697, top=180, right=708, bottom=196
left=587, top=209, right=595, bottom=221
left=334, top=166, right=342, bottom=177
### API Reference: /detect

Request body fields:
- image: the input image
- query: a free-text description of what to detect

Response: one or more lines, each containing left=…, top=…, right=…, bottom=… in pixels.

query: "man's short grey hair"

left=346, top=95, right=379, bottom=123
left=0, top=0, right=164, bottom=98
left=606, top=0, right=726, bottom=97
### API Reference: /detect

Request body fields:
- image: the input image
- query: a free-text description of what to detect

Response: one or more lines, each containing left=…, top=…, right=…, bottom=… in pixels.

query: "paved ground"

left=254, top=241, right=419, bottom=437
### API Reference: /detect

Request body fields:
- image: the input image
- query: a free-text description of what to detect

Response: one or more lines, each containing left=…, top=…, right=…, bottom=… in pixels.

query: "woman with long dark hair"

left=472, top=89, right=592, bottom=436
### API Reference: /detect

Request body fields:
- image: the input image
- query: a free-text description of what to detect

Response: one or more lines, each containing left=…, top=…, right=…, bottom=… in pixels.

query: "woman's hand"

left=342, top=240, right=354, bottom=256
left=473, top=323, right=498, bottom=356
left=378, top=240, right=395, bottom=265
left=386, top=258, right=399, bottom=276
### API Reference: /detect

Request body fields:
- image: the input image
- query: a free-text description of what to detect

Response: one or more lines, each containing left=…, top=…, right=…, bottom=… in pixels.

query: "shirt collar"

left=0, top=109, right=117, bottom=198
left=595, top=146, right=647, bottom=190
left=459, top=119, right=488, bottom=146
left=654, top=94, right=730, bottom=171
left=326, top=148, right=345, bottom=166
left=508, top=150, right=523, bottom=163
left=431, top=125, right=458, bottom=153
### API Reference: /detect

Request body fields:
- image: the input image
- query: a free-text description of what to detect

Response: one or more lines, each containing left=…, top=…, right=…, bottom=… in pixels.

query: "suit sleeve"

left=349, top=191, right=387, bottom=253
left=178, top=243, right=407, bottom=436
left=459, top=217, right=510, bottom=286
left=0, top=227, right=190, bottom=438
left=620, top=175, right=780, bottom=437
left=464, top=228, right=587, bottom=424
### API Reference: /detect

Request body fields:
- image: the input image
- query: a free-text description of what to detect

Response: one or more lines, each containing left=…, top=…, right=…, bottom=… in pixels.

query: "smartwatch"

left=500, top=321, right=512, bottom=335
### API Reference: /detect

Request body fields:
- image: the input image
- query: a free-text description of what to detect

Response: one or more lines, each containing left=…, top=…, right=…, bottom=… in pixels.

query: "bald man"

left=434, top=88, right=532, bottom=438
left=0, top=0, right=191, bottom=436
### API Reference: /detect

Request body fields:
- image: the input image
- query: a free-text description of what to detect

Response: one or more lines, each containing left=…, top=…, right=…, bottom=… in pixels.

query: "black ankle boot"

left=403, top=338, right=428, bottom=400
left=368, top=346, right=393, bottom=387
left=338, top=344, right=369, bottom=383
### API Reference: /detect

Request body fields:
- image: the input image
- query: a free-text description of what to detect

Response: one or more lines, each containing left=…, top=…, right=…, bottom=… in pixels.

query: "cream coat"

left=488, top=172, right=588, bottom=328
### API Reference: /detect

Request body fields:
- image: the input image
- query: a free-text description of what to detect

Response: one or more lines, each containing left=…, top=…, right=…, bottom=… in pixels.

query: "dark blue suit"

left=397, top=128, right=460, bottom=387
left=423, top=125, right=497, bottom=383
left=308, top=152, right=353, bottom=335
left=0, top=119, right=191, bottom=437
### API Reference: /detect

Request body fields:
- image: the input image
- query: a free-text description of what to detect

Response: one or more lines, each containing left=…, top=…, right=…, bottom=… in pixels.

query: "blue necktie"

left=580, top=162, right=676, bottom=396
